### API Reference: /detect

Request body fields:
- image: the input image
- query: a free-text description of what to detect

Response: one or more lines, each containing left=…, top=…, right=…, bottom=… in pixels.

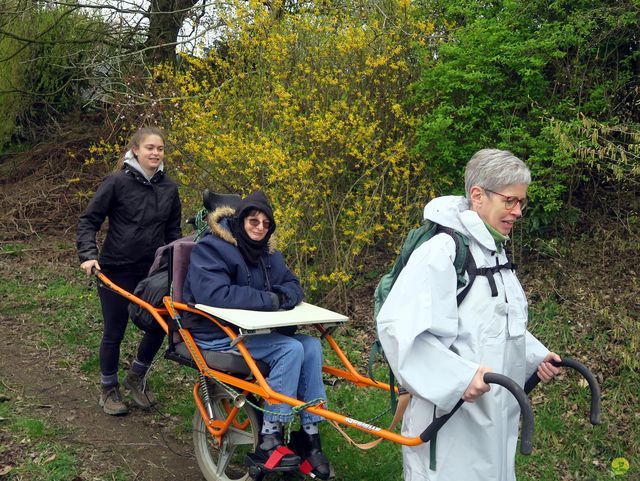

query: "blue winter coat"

left=182, top=207, right=304, bottom=338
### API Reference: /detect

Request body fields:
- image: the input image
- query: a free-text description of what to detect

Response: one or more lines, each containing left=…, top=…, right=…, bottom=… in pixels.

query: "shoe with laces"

left=123, top=371, right=157, bottom=409
left=99, top=385, right=129, bottom=416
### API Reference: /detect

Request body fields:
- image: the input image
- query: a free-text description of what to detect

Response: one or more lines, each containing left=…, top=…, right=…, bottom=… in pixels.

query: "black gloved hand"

left=268, top=291, right=281, bottom=310
left=277, top=291, right=287, bottom=307
left=273, top=285, right=297, bottom=310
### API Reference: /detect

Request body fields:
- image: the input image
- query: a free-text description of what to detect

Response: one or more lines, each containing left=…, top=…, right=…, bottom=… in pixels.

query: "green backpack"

left=370, top=220, right=474, bottom=409
left=373, top=221, right=473, bottom=316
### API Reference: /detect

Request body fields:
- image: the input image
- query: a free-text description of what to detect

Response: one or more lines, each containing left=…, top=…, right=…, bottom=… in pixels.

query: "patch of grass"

left=10, top=444, right=79, bottom=481
left=2, top=299, right=40, bottom=316
left=0, top=387, right=79, bottom=481
left=318, top=330, right=403, bottom=480
left=13, top=418, right=46, bottom=438
left=79, top=354, right=99, bottom=373
left=0, top=243, right=27, bottom=257
left=43, top=277, right=79, bottom=300
left=323, top=390, right=403, bottom=481
left=157, top=367, right=198, bottom=434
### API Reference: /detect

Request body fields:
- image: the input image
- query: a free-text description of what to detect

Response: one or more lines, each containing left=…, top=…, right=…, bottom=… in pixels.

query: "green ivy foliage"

left=0, top=3, right=111, bottom=149
left=411, top=0, right=640, bottom=231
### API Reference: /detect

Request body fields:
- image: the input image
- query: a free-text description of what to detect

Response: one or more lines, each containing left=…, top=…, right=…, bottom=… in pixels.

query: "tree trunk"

left=145, top=0, right=199, bottom=64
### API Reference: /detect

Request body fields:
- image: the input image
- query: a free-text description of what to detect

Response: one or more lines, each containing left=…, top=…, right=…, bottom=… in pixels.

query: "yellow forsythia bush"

left=163, top=0, right=437, bottom=303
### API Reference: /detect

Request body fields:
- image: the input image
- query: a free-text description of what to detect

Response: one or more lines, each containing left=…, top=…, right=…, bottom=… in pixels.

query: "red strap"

left=264, top=445, right=295, bottom=470
left=299, top=459, right=314, bottom=475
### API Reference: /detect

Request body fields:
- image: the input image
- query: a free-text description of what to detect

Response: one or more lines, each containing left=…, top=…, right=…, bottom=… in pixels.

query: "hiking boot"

left=99, top=385, right=129, bottom=416
left=123, top=371, right=157, bottom=409
left=289, top=429, right=332, bottom=480
left=253, top=432, right=301, bottom=469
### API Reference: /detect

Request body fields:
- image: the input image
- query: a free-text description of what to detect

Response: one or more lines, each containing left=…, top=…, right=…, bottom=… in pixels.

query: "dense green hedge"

left=411, top=0, right=639, bottom=231
left=0, top=3, right=112, bottom=149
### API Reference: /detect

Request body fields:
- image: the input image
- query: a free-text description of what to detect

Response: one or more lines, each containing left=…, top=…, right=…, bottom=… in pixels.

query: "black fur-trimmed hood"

left=206, top=206, right=276, bottom=253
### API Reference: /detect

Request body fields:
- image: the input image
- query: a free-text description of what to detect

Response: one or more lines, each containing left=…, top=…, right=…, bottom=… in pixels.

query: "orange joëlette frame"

left=96, top=271, right=424, bottom=447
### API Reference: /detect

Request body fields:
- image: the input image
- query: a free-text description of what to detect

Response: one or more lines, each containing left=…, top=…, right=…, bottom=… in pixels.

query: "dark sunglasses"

left=246, top=217, right=271, bottom=229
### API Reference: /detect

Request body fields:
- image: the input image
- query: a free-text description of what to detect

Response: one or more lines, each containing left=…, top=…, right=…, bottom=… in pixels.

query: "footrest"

left=245, top=452, right=300, bottom=475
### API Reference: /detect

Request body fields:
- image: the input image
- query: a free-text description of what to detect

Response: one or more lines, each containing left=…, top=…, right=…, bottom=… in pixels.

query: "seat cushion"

left=172, top=342, right=270, bottom=377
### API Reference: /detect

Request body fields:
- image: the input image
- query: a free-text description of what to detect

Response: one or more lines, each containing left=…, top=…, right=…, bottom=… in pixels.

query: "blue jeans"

left=196, top=333, right=327, bottom=424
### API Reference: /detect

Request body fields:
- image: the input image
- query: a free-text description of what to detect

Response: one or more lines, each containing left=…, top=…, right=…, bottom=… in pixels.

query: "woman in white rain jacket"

left=377, top=149, right=561, bottom=481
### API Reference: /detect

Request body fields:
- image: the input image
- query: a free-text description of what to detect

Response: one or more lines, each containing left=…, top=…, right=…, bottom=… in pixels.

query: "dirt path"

left=0, top=274, right=206, bottom=480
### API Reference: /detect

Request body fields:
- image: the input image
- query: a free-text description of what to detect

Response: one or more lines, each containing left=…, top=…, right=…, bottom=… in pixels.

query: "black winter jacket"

left=76, top=166, right=182, bottom=272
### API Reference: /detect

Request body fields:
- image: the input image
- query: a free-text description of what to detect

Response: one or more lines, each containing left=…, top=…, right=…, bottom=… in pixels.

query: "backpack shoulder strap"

left=471, top=256, right=517, bottom=297
left=400, top=220, right=439, bottom=267
left=434, top=225, right=473, bottom=304
left=455, top=252, right=477, bottom=305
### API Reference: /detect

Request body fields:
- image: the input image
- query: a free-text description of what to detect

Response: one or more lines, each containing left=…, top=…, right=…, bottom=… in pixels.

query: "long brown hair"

left=114, top=127, right=166, bottom=171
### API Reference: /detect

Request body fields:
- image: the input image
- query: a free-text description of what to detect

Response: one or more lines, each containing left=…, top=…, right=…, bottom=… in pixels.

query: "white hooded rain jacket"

left=377, top=196, right=549, bottom=481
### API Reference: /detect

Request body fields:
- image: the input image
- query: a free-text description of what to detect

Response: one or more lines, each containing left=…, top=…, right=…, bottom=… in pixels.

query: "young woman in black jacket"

left=77, top=127, right=182, bottom=415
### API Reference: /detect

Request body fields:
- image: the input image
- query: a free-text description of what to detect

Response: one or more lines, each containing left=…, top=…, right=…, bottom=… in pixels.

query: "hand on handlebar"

left=462, top=365, right=492, bottom=402
left=80, top=259, right=101, bottom=276
left=537, top=352, right=562, bottom=382
left=420, top=370, right=534, bottom=454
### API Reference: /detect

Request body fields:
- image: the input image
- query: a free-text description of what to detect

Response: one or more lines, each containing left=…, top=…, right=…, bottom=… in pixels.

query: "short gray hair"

left=464, top=149, right=531, bottom=198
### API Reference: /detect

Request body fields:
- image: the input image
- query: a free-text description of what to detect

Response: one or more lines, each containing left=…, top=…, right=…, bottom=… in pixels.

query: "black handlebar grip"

left=524, top=357, right=601, bottom=425
left=484, top=372, right=534, bottom=455
left=420, top=372, right=534, bottom=455
left=419, top=399, right=464, bottom=444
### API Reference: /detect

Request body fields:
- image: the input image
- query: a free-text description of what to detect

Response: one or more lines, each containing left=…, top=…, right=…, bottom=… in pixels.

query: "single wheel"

left=193, top=381, right=261, bottom=481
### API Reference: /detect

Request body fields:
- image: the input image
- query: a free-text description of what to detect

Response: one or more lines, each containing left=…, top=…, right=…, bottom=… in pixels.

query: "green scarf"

left=484, top=222, right=509, bottom=254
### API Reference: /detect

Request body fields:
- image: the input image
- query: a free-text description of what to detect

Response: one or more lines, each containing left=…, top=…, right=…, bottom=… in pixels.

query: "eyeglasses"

left=484, top=189, right=528, bottom=211
left=246, top=217, right=271, bottom=229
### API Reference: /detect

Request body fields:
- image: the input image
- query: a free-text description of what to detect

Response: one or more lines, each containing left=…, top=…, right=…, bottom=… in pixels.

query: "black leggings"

left=97, top=269, right=165, bottom=377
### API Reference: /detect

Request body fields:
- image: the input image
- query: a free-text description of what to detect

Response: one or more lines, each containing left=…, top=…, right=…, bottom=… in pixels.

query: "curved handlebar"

left=524, top=357, right=601, bottom=425
left=420, top=372, right=534, bottom=455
